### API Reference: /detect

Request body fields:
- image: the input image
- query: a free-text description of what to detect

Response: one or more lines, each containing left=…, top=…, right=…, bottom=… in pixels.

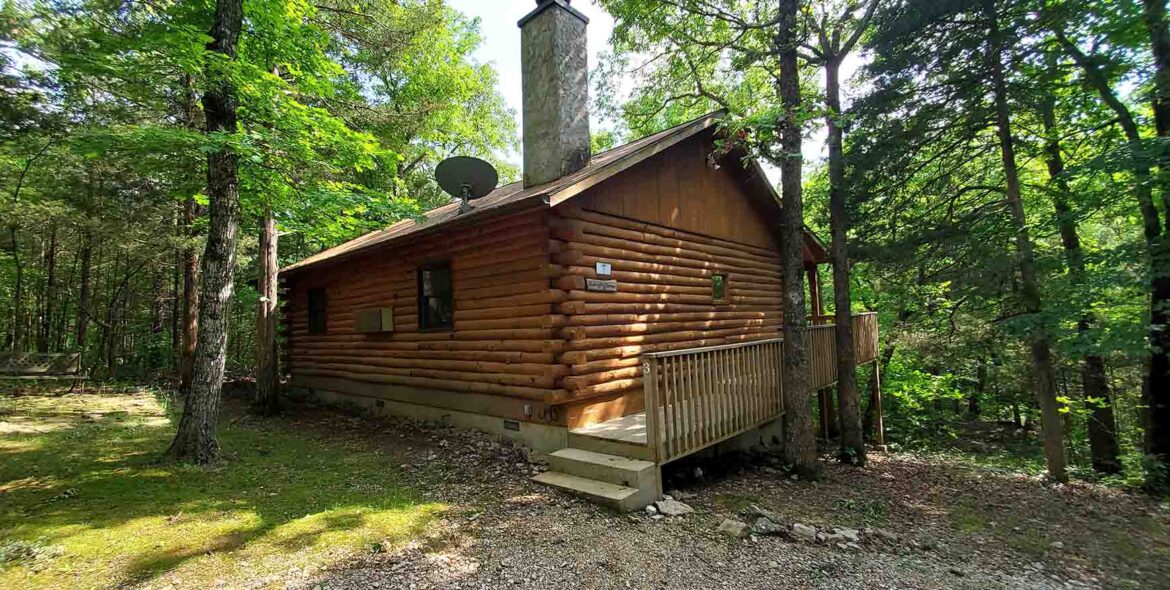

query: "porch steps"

left=532, top=448, right=658, bottom=512
left=567, top=432, right=654, bottom=461
left=548, top=448, right=656, bottom=489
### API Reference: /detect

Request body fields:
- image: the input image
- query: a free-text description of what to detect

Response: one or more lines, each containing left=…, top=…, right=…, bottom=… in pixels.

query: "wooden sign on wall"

left=585, top=278, right=618, bottom=293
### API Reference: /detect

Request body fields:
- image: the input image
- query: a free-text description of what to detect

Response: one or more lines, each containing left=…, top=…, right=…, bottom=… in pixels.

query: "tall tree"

left=804, top=0, right=879, bottom=466
left=1037, top=51, right=1119, bottom=474
left=777, top=0, right=820, bottom=475
left=1047, top=3, right=1170, bottom=485
left=167, top=0, right=244, bottom=463
left=986, top=0, right=1066, bottom=480
left=1141, top=0, right=1170, bottom=488
left=254, top=204, right=278, bottom=415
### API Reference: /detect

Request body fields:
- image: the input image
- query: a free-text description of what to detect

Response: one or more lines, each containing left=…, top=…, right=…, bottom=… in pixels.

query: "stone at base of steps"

left=532, top=470, right=655, bottom=512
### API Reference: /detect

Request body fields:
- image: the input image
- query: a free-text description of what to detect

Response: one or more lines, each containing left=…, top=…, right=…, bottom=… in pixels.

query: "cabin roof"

left=282, top=110, right=828, bottom=276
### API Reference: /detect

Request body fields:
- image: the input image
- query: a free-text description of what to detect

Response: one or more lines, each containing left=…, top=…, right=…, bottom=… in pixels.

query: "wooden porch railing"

left=640, top=313, right=879, bottom=466
left=808, top=312, right=879, bottom=389
left=642, top=338, right=784, bottom=465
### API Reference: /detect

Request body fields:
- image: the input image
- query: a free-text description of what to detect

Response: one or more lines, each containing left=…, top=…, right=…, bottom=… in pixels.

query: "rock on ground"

left=716, top=519, right=750, bottom=539
left=654, top=499, right=694, bottom=516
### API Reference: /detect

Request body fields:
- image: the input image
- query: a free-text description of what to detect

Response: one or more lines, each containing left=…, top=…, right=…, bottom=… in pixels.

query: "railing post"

left=642, top=356, right=664, bottom=498
left=871, top=359, right=886, bottom=450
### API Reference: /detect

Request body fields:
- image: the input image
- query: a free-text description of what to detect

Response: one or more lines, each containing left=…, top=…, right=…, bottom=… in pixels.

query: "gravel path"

left=254, top=407, right=1167, bottom=590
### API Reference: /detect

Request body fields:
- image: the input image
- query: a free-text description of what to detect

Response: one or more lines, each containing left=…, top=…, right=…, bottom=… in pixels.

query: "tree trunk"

left=179, top=74, right=202, bottom=396
left=38, top=224, right=57, bottom=353
left=76, top=232, right=92, bottom=351
left=1057, top=25, right=1170, bottom=483
left=987, top=0, right=1067, bottom=481
left=103, top=251, right=122, bottom=379
left=1143, top=0, right=1170, bottom=489
left=254, top=206, right=280, bottom=415
left=10, top=226, right=23, bottom=351
left=971, top=360, right=986, bottom=418
left=150, top=271, right=164, bottom=335
left=775, top=0, right=819, bottom=478
left=171, top=235, right=180, bottom=369
left=1145, top=0, right=1170, bottom=140
left=824, top=56, right=865, bottom=465
left=1039, top=81, right=1121, bottom=474
left=168, top=0, right=244, bottom=465
left=56, top=242, right=75, bottom=352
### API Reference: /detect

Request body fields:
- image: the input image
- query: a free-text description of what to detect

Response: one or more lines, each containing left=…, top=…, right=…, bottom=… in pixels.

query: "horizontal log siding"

left=550, top=205, right=783, bottom=411
left=285, top=210, right=570, bottom=403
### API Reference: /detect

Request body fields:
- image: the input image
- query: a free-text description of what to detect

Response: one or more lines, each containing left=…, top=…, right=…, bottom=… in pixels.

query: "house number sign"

left=595, top=261, right=612, bottom=276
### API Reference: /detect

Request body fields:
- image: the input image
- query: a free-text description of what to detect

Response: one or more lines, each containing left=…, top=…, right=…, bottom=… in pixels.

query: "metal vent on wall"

left=354, top=308, right=394, bottom=333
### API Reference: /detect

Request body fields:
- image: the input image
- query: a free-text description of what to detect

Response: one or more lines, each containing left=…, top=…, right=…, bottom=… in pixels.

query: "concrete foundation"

left=287, top=385, right=569, bottom=454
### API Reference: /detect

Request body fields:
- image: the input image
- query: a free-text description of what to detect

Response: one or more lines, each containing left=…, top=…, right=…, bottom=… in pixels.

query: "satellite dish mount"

left=435, top=156, right=499, bottom=214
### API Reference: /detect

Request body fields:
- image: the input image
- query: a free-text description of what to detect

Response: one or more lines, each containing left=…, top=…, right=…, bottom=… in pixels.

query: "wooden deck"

left=572, top=313, right=882, bottom=465
left=572, top=412, right=648, bottom=445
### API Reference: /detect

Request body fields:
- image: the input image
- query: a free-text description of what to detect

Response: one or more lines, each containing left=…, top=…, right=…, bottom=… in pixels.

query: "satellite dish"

left=435, top=156, right=498, bottom=213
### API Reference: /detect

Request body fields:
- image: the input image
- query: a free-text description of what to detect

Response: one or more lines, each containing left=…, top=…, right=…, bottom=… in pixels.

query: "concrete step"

left=532, top=470, right=653, bottom=512
left=547, top=448, right=656, bottom=489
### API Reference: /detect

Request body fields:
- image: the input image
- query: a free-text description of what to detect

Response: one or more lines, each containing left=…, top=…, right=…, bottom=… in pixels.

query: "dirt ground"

left=268, top=402, right=1168, bottom=590
left=4, top=388, right=1165, bottom=590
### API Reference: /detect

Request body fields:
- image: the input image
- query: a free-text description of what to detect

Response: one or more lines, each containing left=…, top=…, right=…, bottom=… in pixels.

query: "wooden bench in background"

left=0, top=352, right=88, bottom=391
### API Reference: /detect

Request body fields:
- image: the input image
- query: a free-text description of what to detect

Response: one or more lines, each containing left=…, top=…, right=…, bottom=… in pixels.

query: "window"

left=418, top=263, right=454, bottom=330
left=307, top=288, right=328, bottom=334
left=712, top=273, right=728, bottom=303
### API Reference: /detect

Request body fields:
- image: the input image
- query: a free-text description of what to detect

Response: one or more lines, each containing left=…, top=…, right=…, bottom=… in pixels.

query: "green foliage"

left=880, top=352, right=966, bottom=443
left=595, top=0, right=820, bottom=163
left=596, top=0, right=1164, bottom=488
left=0, top=0, right=515, bottom=377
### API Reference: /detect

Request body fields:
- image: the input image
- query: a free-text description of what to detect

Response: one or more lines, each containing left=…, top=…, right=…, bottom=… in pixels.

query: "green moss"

left=0, top=392, right=444, bottom=590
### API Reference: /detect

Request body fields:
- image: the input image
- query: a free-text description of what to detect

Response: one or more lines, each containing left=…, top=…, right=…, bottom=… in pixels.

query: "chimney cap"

left=518, top=0, right=589, bottom=28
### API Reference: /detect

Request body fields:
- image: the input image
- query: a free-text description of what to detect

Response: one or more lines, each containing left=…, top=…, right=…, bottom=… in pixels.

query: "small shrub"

left=1140, top=454, right=1169, bottom=497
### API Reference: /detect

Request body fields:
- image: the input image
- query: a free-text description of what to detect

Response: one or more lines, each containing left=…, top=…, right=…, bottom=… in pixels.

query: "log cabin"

left=280, top=0, right=881, bottom=511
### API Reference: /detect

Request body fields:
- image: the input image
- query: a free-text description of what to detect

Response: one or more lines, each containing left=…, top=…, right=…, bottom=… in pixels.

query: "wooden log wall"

left=283, top=208, right=572, bottom=403
left=549, top=203, right=785, bottom=425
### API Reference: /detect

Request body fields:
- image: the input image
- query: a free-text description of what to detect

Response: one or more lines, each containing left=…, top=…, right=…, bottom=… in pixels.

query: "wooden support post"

left=819, top=386, right=828, bottom=437
left=806, top=266, right=824, bottom=318
left=825, top=386, right=840, bottom=438
left=871, top=361, right=886, bottom=450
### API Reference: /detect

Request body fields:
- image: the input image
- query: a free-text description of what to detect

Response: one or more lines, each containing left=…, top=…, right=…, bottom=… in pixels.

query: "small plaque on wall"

left=595, top=261, right=612, bottom=276
left=585, top=278, right=618, bottom=292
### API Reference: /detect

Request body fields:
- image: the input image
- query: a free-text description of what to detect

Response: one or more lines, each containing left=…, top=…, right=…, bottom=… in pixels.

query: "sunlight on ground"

left=0, top=390, right=444, bottom=590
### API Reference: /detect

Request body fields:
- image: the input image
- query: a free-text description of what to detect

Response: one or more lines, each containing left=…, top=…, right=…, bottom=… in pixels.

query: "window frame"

left=711, top=273, right=728, bottom=304
left=417, top=261, right=454, bottom=331
left=307, top=287, right=328, bottom=334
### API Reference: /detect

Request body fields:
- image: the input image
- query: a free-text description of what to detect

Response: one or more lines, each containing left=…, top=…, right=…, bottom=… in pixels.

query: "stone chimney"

left=518, top=0, right=591, bottom=188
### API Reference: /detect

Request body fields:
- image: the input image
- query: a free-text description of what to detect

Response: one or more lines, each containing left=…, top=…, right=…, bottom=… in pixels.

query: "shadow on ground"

left=0, top=390, right=444, bottom=590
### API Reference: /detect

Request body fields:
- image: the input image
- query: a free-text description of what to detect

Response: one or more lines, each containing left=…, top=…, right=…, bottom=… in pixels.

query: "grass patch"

left=711, top=492, right=759, bottom=513
left=832, top=496, right=891, bottom=525
left=0, top=390, right=444, bottom=589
